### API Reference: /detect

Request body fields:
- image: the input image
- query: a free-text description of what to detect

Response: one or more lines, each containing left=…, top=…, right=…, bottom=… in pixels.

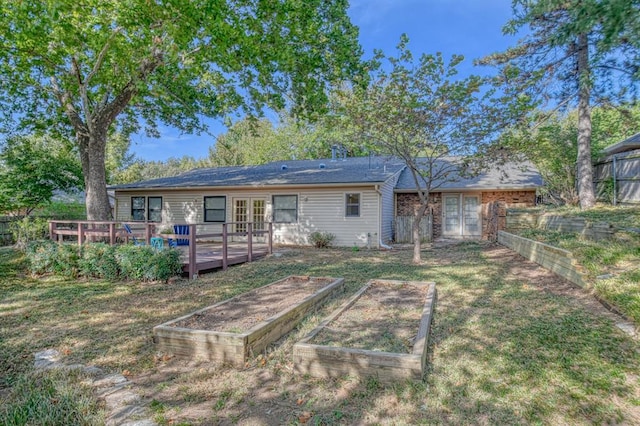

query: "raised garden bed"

left=153, top=275, right=345, bottom=366
left=293, top=279, right=436, bottom=384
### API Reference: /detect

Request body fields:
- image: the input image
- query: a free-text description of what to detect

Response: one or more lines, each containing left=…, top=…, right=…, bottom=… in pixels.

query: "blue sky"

left=131, top=0, right=519, bottom=162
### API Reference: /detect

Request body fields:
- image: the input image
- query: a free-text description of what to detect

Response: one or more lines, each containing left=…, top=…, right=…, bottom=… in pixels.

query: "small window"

left=273, top=195, right=298, bottom=223
left=204, top=196, right=226, bottom=222
left=131, top=197, right=145, bottom=221
left=345, top=193, right=360, bottom=217
left=148, top=196, right=162, bottom=222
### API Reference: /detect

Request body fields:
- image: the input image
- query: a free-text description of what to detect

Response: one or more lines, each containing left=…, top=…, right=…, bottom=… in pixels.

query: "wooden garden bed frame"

left=153, top=276, right=345, bottom=366
left=293, top=279, right=436, bottom=384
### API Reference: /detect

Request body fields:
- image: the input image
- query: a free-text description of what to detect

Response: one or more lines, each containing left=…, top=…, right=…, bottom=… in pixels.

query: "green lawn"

left=1, top=242, right=639, bottom=425
left=514, top=205, right=640, bottom=324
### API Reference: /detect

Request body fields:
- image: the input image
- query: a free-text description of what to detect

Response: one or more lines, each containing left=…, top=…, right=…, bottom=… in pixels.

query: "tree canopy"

left=480, top=0, right=640, bottom=209
left=0, top=135, right=83, bottom=215
left=340, top=36, right=501, bottom=263
left=0, top=0, right=363, bottom=219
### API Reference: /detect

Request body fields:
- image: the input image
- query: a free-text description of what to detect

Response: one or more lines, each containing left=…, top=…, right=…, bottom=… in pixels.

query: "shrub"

left=9, top=217, right=48, bottom=250
left=79, top=243, right=119, bottom=280
left=149, top=248, right=183, bottom=282
left=26, top=240, right=59, bottom=274
left=309, top=231, right=336, bottom=248
left=50, top=243, right=80, bottom=278
left=115, top=244, right=182, bottom=282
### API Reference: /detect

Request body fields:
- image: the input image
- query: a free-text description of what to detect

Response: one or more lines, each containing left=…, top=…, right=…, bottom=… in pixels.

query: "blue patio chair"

left=123, top=224, right=145, bottom=246
left=172, top=225, right=190, bottom=246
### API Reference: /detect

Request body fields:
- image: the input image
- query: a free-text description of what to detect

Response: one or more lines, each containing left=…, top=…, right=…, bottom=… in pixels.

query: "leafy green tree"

left=0, top=135, right=83, bottom=215
left=341, top=36, right=500, bottom=263
left=502, top=104, right=640, bottom=205
left=480, top=0, right=640, bottom=209
left=0, top=0, right=363, bottom=220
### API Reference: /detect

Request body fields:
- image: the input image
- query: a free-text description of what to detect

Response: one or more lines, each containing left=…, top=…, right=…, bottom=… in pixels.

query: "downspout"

left=375, top=184, right=392, bottom=250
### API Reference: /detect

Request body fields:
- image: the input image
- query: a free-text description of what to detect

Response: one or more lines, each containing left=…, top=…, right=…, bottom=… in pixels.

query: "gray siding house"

left=111, top=156, right=543, bottom=246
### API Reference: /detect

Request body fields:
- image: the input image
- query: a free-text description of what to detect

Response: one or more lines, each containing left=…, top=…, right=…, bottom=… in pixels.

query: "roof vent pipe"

left=319, top=163, right=326, bottom=169
left=331, top=145, right=338, bottom=162
left=281, top=164, right=288, bottom=170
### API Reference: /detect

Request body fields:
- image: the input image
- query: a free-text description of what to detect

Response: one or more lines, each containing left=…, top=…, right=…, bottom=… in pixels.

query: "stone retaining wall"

left=505, top=210, right=615, bottom=241
left=498, top=231, right=587, bottom=287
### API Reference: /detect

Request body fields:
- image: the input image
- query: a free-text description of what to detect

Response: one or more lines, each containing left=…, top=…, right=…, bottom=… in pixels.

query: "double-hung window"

left=345, top=193, right=360, bottom=217
left=204, top=196, right=226, bottom=222
left=273, top=195, right=298, bottom=223
left=130, top=196, right=163, bottom=222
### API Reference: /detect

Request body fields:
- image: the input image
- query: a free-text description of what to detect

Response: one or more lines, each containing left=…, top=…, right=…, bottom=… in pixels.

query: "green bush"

left=9, top=217, right=48, bottom=250
left=79, top=243, right=119, bottom=280
left=309, top=231, right=336, bottom=248
left=26, top=240, right=59, bottom=274
left=149, top=248, right=183, bottom=282
left=0, top=368, right=104, bottom=426
left=115, top=244, right=182, bottom=282
left=50, top=243, right=80, bottom=278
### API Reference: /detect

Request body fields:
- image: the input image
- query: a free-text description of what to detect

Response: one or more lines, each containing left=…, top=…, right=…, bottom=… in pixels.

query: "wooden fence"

left=394, top=215, right=432, bottom=243
left=0, top=216, right=16, bottom=244
left=593, top=148, right=640, bottom=204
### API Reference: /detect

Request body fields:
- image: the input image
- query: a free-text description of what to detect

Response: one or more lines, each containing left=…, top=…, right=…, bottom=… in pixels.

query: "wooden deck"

left=178, top=242, right=270, bottom=278
left=48, top=220, right=274, bottom=280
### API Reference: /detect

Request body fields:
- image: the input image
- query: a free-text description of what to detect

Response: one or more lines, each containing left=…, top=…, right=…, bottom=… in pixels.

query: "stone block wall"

left=396, top=190, right=536, bottom=240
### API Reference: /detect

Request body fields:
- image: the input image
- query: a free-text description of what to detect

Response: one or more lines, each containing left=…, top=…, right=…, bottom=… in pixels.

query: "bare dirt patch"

left=311, top=280, right=429, bottom=353
left=170, top=276, right=333, bottom=332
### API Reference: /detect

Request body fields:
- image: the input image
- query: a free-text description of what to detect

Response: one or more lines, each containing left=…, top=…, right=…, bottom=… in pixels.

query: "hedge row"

left=26, top=241, right=183, bottom=282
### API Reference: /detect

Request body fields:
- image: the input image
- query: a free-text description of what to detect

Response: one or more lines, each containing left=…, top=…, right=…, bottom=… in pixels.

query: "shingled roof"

left=602, top=132, right=640, bottom=156
left=110, top=156, right=406, bottom=190
left=395, top=158, right=543, bottom=191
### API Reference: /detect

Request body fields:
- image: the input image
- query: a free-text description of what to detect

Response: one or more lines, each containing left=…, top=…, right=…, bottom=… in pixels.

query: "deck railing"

left=48, top=220, right=273, bottom=279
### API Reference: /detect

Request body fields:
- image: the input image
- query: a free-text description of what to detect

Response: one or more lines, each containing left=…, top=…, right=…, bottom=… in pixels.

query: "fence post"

left=49, top=221, right=54, bottom=241
left=222, top=223, right=228, bottom=271
left=109, top=223, right=116, bottom=245
left=247, top=222, right=253, bottom=263
left=268, top=222, right=273, bottom=254
left=188, top=224, right=197, bottom=279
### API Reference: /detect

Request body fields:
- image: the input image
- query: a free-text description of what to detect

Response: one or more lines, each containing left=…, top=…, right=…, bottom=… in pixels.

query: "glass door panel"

left=443, top=195, right=460, bottom=235
left=463, top=196, right=480, bottom=235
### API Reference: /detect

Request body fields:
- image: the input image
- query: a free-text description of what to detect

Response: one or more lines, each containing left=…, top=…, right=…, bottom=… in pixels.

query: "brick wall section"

left=396, top=191, right=536, bottom=240
left=481, top=191, right=536, bottom=240
left=396, top=193, right=442, bottom=239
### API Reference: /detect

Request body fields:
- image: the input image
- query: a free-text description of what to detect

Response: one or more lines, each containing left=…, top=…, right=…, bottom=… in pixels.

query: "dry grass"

left=1, top=242, right=639, bottom=425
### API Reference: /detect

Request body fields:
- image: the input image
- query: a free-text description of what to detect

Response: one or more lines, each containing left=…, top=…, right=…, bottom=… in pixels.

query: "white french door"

left=233, top=198, right=266, bottom=241
left=443, top=194, right=481, bottom=238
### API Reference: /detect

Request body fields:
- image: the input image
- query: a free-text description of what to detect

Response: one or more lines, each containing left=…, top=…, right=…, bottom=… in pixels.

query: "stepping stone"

left=33, top=349, right=61, bottom=369
left=93, top=373, right=128, bottom=388
left=106, top=405, right=146, bottom=426
left=105, top=389, right=141, bottom=410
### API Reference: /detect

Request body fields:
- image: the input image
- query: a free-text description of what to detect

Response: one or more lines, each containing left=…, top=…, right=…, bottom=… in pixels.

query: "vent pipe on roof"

left=319, top=163, right=326, bottom=169
left=281, top=164, right=288, bottom=170
left=331, top=145, right=338, bottom=162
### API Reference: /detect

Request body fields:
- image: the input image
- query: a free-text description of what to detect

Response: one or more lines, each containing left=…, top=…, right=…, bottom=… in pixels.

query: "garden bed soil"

left=153, top=275, right=344, bottom=366
left=293, top=279, right=436, bottom=384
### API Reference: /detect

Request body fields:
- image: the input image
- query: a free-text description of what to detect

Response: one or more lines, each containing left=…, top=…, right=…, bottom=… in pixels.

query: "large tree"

left=341, top=36, right=501, bottom=263
left=0, top=0, right=363, bottom=220
left=479, top=0, right=640, bottom=209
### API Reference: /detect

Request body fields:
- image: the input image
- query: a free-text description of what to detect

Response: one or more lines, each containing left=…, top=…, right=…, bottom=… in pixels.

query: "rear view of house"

left=111, top=156, right=542, bottom=246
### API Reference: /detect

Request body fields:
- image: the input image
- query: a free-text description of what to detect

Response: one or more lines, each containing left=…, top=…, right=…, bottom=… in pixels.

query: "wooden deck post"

left=222, top=223, right=228, bottom=271
left=109, top=223, right=116, bottom=245
left=247, top=222, right=253, bottom=263
left=188, top=224, right=197, bottom=279
left=49, top=221, right=54, bottom=242
left=145, top=223, right=152, bottom=245
left=268, top=222, right=273, bottom=254
left=77, top=222, right=85, bottom=245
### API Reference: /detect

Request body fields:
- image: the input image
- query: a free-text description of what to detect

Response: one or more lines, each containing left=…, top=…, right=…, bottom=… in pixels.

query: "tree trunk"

left=412, top=201, right=429, bottom=264
left=576, top=33, right=596, bottom=209
left=78, top=130, right=111, bottom=221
